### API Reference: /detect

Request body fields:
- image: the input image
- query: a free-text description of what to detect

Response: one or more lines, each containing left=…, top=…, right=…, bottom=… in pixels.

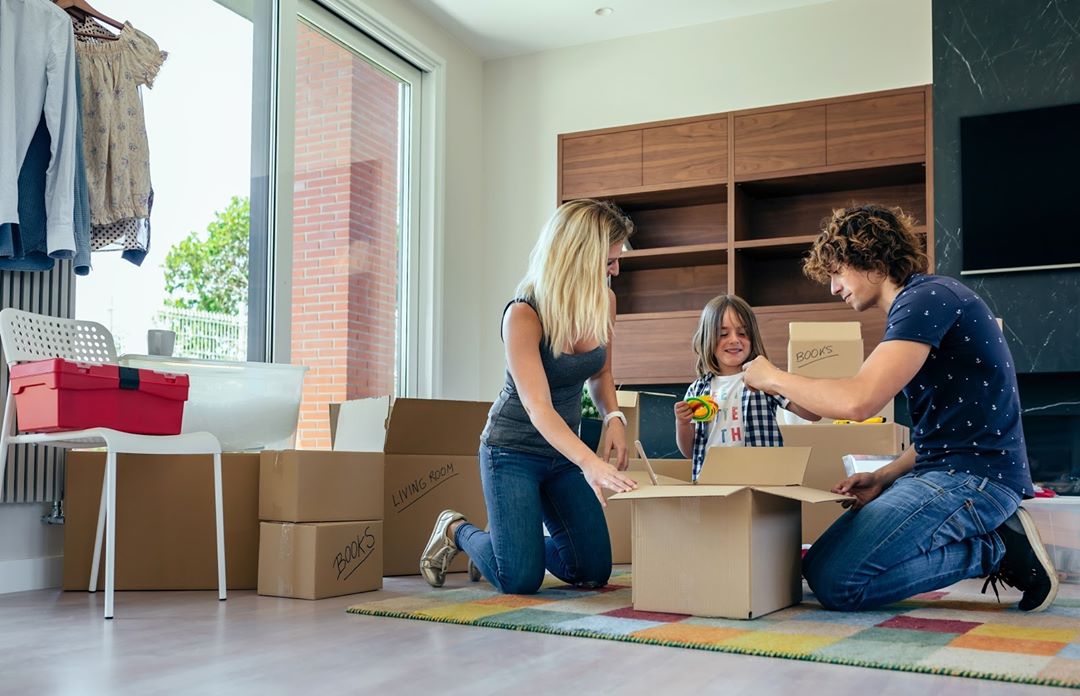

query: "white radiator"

left=0, top=263, right=73, bottom=503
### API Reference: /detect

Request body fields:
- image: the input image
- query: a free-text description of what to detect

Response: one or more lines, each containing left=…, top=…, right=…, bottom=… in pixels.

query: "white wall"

left=478, top=0, right=932, bottom=399
left=0, top=504, right=63, bottom=594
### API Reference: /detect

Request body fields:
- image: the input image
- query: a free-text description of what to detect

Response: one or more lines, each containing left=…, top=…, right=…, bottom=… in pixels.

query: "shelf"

left=563, top=180, right=727, bottom=209
left=734, top=158, right=925, bottom=189
left=619, top=243, right=727, bottom=271
left=732, top=235, right=818, bottom=252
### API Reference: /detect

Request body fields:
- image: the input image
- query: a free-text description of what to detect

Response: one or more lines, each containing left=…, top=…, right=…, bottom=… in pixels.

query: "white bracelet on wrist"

left=603, top=410, right=627, bottom=426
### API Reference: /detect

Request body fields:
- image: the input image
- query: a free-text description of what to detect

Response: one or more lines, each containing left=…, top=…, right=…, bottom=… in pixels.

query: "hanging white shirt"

left=0, top=0, right=77, bottom=256
left=704, top=372, right=746, bottom=449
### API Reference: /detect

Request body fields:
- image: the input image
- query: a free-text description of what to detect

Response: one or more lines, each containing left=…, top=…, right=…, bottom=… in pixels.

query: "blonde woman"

left=419, top=199, right=639, bottom=593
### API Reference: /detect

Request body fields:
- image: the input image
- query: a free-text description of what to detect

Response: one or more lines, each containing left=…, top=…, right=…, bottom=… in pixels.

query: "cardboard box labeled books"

left=259, top=449, right=383, bottom=522
left=780, top=423, right=909, bottom=544
left=611, top=447, right=848, bottom=619
left=258, top=521, right=382, bottom=599
left=331, top=397, right=490, bottom=576
left=784, top=322, right=894, bottom=423
left=64, top=452, right=260, bottom=590
left=604, top=457, right=692, bottom=564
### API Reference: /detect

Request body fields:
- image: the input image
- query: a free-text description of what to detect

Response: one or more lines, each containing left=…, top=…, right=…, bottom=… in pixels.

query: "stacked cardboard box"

left=781, top=322, right=909, bottom=543
left=330, top=397, right=491, bottom=576
left=257, top=450, right=384, bottom=599
left=63, top=451, right=261, bottom=590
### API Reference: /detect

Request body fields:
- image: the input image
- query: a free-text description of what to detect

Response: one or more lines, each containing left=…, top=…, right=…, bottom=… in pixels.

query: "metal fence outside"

left=154, top=306, right=247, bottom=361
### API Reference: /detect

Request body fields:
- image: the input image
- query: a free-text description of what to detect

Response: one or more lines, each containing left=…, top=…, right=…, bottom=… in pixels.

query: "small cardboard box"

left=258, top=520, right=382, bottom=599
left=780, top=423, right=909, bottom=544
left=330, top=397, right=490, bottom=576
left=64, top=452, right=260, bottom=590
left=611, top=447, right=848, bottom=619
left=259, top=450, right=383, bottom=522
left=786, top=321, right=893, bottom=422
left=595, top=390, right=641, bottom=454
left=788, top=322, right=863, bottom=378
left=604, top=458, right=692, bottom=564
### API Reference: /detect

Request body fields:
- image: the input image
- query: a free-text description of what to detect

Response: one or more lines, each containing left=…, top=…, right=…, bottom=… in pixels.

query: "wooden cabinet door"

left=734, top=106, right=826, bottom=177
left=612, top=313, right=700, bottom=384
left=643, top=118, right=728, bottom=186
left=561, top=130, right=642, bottom=198
left=826, top=92, right=925, bottom=165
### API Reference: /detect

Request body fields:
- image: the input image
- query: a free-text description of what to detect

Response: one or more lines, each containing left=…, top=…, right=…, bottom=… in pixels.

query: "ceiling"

left=407, top=0, right=835, bottom=60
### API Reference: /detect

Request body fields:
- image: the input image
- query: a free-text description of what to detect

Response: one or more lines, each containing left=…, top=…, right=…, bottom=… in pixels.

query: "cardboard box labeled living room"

left=330, top=397, right=491, bottom=576
left=610, top=446, right=849, bottom=620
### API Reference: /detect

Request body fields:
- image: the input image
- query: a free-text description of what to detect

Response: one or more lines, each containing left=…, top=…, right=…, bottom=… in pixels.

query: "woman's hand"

left=580, top=455, right=637, bottom=507
left=833, top=472, right=884, bottom=511
left=673, top=401, right=695, bottom=425
left=599, top=418, right=629, bottom=470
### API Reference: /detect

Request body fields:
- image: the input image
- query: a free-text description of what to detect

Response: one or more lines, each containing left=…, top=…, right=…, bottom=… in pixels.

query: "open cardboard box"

left=611, top=446, right=849, bottom=619
left=780, top=422, right=909, bottom=544
left=330, top=397, right=490, bottom=576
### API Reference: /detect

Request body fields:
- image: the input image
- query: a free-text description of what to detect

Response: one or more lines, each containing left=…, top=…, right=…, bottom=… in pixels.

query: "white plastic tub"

left=118, top=354, right=308, bottom=451
left=1024, top=497, right=1080, bottom=585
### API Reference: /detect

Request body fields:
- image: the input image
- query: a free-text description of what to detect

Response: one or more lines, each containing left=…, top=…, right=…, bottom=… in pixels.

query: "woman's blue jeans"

left=803, top=470, right=1021, bottom=611
left=455, top=444, right=612, bottom=594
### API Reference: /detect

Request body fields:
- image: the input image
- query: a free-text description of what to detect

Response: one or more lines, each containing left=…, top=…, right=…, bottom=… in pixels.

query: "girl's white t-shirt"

left=704, top=372, right=745, bottom=448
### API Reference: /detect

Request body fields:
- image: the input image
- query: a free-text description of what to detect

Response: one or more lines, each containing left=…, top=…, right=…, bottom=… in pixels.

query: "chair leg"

left=88, top=466, right=108, bottom=593
left=213, top=453, right=227, bottom=601
left=0, top=390, right=15, bottom=499
left=104, top=450, right=117, bottom=619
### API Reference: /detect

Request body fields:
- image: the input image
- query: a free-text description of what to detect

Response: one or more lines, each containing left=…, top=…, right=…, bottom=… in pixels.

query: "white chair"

left=0, top=308, right=226, bottom=619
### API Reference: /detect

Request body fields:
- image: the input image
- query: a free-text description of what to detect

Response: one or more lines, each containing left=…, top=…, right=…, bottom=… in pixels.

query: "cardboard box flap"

left=611, top=483, right=745, bottom=501
left=383, top=398, right=491, bottom=455
left=753, top=485, right=852, bottom=504
left=788, top=322, right=862, bottom=341
left=616, top=391, right=639, bottom=408
left=698, top=447, right=812, bottom=486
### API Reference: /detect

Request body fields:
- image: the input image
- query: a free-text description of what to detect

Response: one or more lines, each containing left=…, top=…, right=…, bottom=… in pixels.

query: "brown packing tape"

left=277, top=523, right=294, bottom=598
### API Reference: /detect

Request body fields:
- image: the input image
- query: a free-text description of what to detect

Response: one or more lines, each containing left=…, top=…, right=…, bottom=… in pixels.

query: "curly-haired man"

left=743, top=204, right=1057, bottom=612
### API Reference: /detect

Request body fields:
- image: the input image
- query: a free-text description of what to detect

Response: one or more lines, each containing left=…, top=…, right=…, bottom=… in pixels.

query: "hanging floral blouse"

left=73, top=18, right=166, bottom=264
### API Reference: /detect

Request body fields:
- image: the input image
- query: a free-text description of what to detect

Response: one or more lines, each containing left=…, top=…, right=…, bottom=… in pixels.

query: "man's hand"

left=742, top=356, right=780, bottom=394
left=833, top=472, right=886, bottom=511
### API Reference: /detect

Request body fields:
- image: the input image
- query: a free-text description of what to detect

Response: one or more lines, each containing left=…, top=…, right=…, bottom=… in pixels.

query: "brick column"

left=291, top=24, right=400, bottom=449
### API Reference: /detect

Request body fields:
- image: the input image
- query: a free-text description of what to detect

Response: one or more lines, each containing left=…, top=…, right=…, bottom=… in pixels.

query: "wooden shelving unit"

left=558, top=86, right=934, bottom=384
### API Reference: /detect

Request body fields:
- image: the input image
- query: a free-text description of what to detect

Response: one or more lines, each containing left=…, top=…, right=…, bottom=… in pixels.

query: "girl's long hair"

left=692, top=294, right=768, bottom=378
left=516, top=199, right=633, bottom=357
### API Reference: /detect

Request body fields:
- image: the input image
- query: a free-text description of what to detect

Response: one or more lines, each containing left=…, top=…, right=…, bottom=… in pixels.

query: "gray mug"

left=147, top=329, right=176, bottom=357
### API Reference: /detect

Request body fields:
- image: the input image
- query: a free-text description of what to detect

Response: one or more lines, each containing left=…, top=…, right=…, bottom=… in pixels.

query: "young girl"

left=675, top=294, right=819, bottom=480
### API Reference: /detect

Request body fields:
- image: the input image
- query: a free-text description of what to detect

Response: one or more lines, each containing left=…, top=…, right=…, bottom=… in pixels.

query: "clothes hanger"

left=54, top=0, right=124, bottom=40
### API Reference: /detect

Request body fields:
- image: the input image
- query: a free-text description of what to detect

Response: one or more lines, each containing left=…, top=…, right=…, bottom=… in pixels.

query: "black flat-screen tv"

left=960, top=102, right=1080, bottom=275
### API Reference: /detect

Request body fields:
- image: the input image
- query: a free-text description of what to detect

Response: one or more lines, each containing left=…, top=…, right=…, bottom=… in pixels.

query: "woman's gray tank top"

left=480, top=298, right=606, bottom=458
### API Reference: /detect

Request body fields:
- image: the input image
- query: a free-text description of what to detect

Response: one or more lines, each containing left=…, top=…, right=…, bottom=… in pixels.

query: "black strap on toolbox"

left=118, top=366, right=140, bottom=390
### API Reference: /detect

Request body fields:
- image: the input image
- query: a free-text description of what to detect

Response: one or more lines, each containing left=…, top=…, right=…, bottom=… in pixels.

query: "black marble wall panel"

left=933, top=0, right=1080, bottom=374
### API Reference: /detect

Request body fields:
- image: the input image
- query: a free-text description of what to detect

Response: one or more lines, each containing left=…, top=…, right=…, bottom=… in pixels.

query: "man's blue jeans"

left=803, top=470, right=1021, bottom=611
left=455, top=444, right=612, bottom=594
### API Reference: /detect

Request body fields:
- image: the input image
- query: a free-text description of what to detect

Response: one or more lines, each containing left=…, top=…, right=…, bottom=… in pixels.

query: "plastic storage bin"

left=1024, top=497, right=1080, bottom=584
left=118, top=354, right=307, bottom=451
left=8, top=358, right=187, bottom=434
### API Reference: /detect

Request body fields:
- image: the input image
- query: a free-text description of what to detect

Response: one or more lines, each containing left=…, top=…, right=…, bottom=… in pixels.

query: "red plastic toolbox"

left=9, top=359, right=189, bottom=435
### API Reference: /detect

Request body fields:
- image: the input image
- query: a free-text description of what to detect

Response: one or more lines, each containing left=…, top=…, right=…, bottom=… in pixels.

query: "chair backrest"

left=0, top=308, right=117, bottom=366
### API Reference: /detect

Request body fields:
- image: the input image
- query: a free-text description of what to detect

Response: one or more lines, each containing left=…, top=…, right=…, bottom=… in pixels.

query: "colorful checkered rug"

left=347, top=570, right=1080, bottom=688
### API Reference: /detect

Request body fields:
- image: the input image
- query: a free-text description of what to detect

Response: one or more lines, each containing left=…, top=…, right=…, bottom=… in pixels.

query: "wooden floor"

left=1, top=569, right=1076, bottom=695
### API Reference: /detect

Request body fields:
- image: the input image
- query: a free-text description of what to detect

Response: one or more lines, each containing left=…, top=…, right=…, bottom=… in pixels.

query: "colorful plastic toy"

left=685, top=395, right=719, bottom=423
